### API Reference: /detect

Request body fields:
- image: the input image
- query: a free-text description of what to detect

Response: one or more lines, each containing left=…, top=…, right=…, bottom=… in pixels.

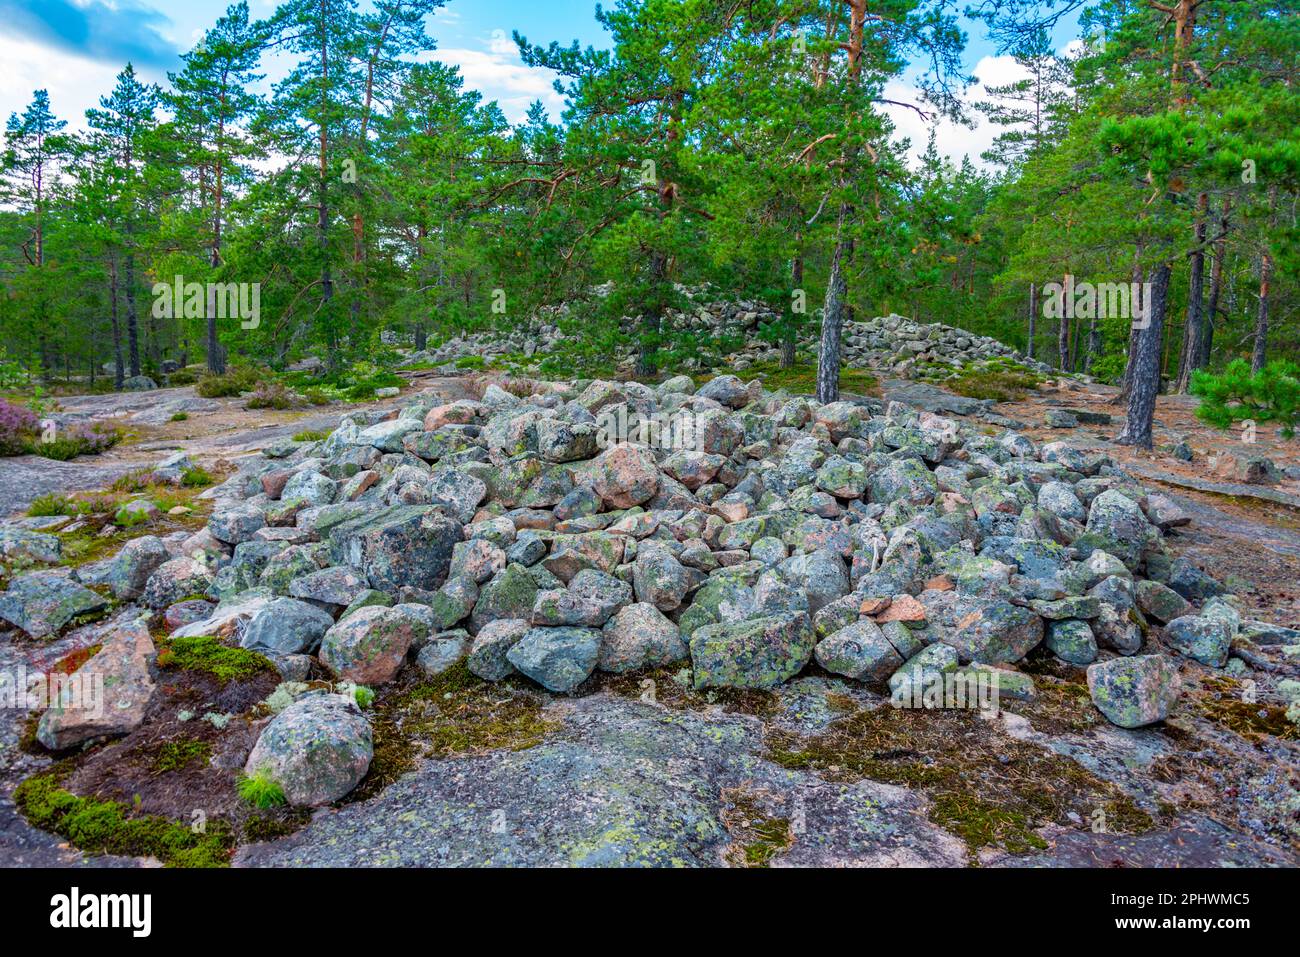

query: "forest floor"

left=2, top=368, right=1298, bottom=868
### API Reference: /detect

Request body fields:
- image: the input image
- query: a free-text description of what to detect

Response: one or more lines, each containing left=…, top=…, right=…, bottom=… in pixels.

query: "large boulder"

left=1164, top=614, right=1232, bottom=667
left=599, top=602, right=687, bottom=673
left=244, top=693, right=373, bottom=806
left=328, top=505, right=461, bottom=592
left=241, top=597, right=335, bottom=656
left=36, top=619, right=156, bottom=749
left=0, top=571, right=110, bottom=638
left=814, top=619, right=903, bottom=683
left=592, top=443, right=660, bottom=509
left=319, top=605, right=429, bottom=684
left=101, top=535, right=170, bottom=600
left=1086, top=654, right=1180, bottom=728
left=505, top=626, right=601, bottom=692
left=467, top=618, right=530, bottom=681
left=690, top=612, right=815, bottom=689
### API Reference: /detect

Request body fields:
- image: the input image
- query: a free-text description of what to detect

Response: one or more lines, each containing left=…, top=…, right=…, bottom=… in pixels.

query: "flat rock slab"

left=881, top=380, right=992, bottom=417
left=235, top=693, right=968, bottom=868
left=993, top=815, right=1294, bottom=868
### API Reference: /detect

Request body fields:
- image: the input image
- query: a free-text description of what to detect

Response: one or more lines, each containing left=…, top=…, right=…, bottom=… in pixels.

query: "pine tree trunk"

left=110, top=259, right=124, bottom=389
left=1174, top=192, right=1207, bottom=391
left=1057, top=275, right=1070, bottom=370
left=1027, top=283, right=1036, bottom=361
left=783, top=256, right=803, bottom=370
left=1251, top=251, right=1271, bottom=374
left=319, top=1, right=336, bottom=371
left=817, top=207, right=850, bottom=405
left=1085, top=315, right=1100, bottom=373
left=1115, top=252, right=1144, bottom=404
left=1199, top=197, right=1230, bottom=368
left=636, top=250, right=667, bottom=379
left=125, top=251, right=140, bottom=378
left=1115, top=262, right=1170, bottom=450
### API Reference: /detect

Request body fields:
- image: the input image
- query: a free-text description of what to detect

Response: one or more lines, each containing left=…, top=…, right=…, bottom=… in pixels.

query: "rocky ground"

left=1, top=338, right=1297, bottom=869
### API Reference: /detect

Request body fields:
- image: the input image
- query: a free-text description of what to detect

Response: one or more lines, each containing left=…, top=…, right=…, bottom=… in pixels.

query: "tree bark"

left=1174, top=191, right=1208, bottom=391
left=109, top=258, right=125, bottom=389
left=1199, top=197, right=1230, bottom=368
left=1115, top=262, right=1170, bottom=450
left=125, top=250, right=140, bottom=378
left=1251, top=251, right=1272, bottom=374
left=1057, top=274, right=1071, bottom=371
left=783, top=256, right=803, bottom=370
left=1027, top=282, right=1037, bottom=360
left=817, top=206, right=850, bottom=404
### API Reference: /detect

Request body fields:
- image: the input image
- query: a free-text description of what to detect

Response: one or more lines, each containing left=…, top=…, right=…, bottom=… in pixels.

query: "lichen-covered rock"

left=36, top=619, right=156, bottom=749
left=868, top=458, right=938, bottom=507
left=814, top=619, right=902, bottom=682
left=426, top=468, right=488, bottom=523
left=0, top=525, right=61, bottom=564
left=327, top=505, right=461, bottom=592
left=1164, top=614, right=1232, bottom=667
left=319, top=605, right=428, bottom=684
left=429, top=575, right=480, bottom=629
left=288, top=565, right=370, bottom=607
left=471, top=563, right=539, bottom=632
left=936, top=597, right=1044, bottom=664
left=416, top=633, right=470, bottom=676
left=1084, top=490, right=1156, bottom=570
left=696, top=374, right=750, bottom=408
left=142, top=555, right=218, bottom=609
left=534, top=569, right=631, bottom=627
left=208, top=503, right=266, bottom=545
left=100, top=535, right=170, bottom=600
left=691, top=612, right=815, bottom=689
left=592, top=443, right=660, bottom=509
left=506, top=626, right=601, bottom=692
left=0, top=571, right=109, bottom=639
left=281, top=470, right=337, bottom=507
left=241, top=597, right=335, bottom=656
left=888, top=643, right=959, bottom=701
left=467, top=618, right=530, bottom=680
left=599, top=602, right=687, bottom=673
left=1045, top=619, right=1098, bottom=664
left=244, top=693, right=373, bottom=806
left=631, top=544, right=690, bottom=612
left=542, top=532, right=625, bottom=583
left=1135, top=579, right=1192, bottom=624
left=1086, top=654, right=1180, bottom=728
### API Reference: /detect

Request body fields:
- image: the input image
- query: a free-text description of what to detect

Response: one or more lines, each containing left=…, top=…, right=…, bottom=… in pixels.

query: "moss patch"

left=1195, top=676, right=1299, bottom=742
left=152, top=738, right=212, bottom=774
left=14, top=770, right=233, bottom=867
left=586, top=666, right=779, bottom=719
left=764, top=698, right=1154, bottom=863
left=720, top=787, right=793, bottom=867
left=348, top=662, right=557, bottom=804
left=156, top=635, right=277, bottom=684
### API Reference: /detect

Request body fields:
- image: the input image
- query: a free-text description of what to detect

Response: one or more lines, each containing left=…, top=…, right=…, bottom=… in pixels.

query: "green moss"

left=157, top=635, right=276, bottom=684
left=720, top=790, right=793, bottom=867
left=152, top=739, right=211, bottom=774
left=947, top=361, right=1044, bottom=402
left=349, top=662, right=557, bottom=804
left=242, top=807, right=311, bottom=843
left=714, top=360, right=879, bottom=397
left=1196, top=676, right=1299, bottom=742
left=14, top=771, right=232, bottom=867
left=763, top=698, right=1153, bottom=862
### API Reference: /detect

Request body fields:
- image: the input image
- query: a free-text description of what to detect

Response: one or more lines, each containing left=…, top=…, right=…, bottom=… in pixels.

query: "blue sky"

left=0, top=0, right=1084, bottom=166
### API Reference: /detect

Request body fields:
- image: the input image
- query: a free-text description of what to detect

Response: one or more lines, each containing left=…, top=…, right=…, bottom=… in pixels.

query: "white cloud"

left=881, top=54, right=1034, bottom=171
left=0, top=34, right=126, bottom=133
left=433, top=39, right=566, bottom=124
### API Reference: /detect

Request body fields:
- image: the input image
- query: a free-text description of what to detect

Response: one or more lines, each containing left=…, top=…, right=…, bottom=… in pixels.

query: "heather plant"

left=0, top=399, right=39, bottom=455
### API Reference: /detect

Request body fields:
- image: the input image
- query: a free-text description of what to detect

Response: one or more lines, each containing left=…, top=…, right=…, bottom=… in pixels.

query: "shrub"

left=0, top=399, right=38, bottom=455
left=28, top=494, right=77, bottom=517
left=237, top=768, right=287, bottom=809
left=302, top=388, right=331, bottom=406
left=245, top=382, right=300, bottom=410
left=454, top=355, right=487, bottom=370
left=166, top=369, right=197, bottom=386
left=170, top=411, right=189, bottom=422
left=1191, top=359, right=1300, bottom=439
left=293, top=429, right=329, bottom=443
left=28, top=423, right=120, bottom=461
left=180, top=466, right=214, bottom=487
left=195, top=366, right=264, bottom=398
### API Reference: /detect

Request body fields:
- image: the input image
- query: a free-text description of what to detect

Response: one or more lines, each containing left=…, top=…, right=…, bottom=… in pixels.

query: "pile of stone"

left=4, top=372, right=1291, bottom=807
left=397, top=289, right=1050, bottom=381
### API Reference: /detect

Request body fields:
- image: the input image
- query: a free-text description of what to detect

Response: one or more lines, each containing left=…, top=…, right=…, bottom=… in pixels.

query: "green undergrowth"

left=728, top=360, right=880, bottom=397
left=156, top=635, right=277, bottom=684
left=945, top=359, right=1046, bottom=403
left=152, top=739, right=212, bottom=774
left=14, top=770, right=233, bottom=867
